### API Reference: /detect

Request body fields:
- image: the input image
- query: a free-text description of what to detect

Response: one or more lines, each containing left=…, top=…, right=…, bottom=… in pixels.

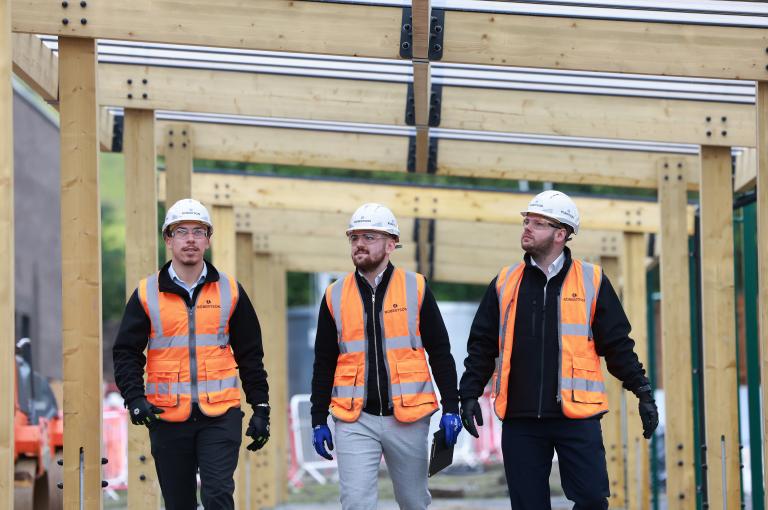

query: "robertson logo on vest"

left=563, top=293, right=585, bottom=302
left=197, top=298, right=221, bottom=309
left=384, top=303, right=408, bottom=314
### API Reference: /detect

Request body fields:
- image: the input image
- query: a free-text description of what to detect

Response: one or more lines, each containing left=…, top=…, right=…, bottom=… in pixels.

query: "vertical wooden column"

left=251, top=253, right=288, bottom=508
left=236, top=233, right=255, bottom=510
left=210, top=206, right=246, bottom=506
left=163, top=124, right=192, bottom=261
left=211, top=206, right=236, bottom=274
left=699, top=145, right=740, bottom=510
left=657, top=163, right=695, bottom=506
left=123, top=109, right=160, bottom=510
left=621, top=232, right=650, bottom=510
left=756, top=83, right=768, bottom=510
left=599, top=256, right=627, bottom=508
left=0, top=1, right=14, bottom=506
left=59, top=37, right=103, bottom=510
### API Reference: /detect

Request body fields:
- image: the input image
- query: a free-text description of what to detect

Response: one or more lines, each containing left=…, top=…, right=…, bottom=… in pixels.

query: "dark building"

left=13, top=81, right=62, bottom=380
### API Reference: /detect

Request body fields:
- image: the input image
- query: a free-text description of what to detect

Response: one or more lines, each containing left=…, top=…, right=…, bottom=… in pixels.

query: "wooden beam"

left=621, top=233, right=650, bottom=510
left=699, top=145, right=740, bottom=510
left=99, top=64, right=754, bottom=147
left=11, top=1, right=768, bottom=79
left=13, top=0, right=402, bottom=58
left=250, top=254, right=288, bottom=507
left=100, top=64, right=406, bottom=126
left=150, top=120, right=700, bottom=190
left=238, top=209, right=416, bottom=240
left=598, top=256, right=627, bottom=509
left=157, top=172, right=691, bottom=234
left=11, top=32, right=57, bottom=102
left=756, top=82, right=768, bottom=510
left=123, top=108, right=161, bottom=510
left=163, top=123, right=192, bottom=261
left=734, top=147, right=757, bottom=193
left=0, top=1, right=14, bottom=506
left=440, top=87, right=754, bottom=147
left=157, top=121, right=408, bottom=173
left=657, top=162, right=695, bottom=506
left=211, top=206, right=236, bottom=274
left=59, top=36, right=102, bottom=510
left=99, top=107, right=115, bottom=152
left=442, top=10, right=768, bottom=79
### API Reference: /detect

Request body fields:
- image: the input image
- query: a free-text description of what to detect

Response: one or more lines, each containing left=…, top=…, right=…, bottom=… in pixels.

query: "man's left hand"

left=638, top=393, right=659, bottom=439
left=439, top=413, right=462, bottom=447
left=246, top=406, right=270, bottom=451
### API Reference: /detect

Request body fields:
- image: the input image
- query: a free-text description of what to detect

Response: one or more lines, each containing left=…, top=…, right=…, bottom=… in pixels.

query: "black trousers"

left=149, top=405, right=243, bottom=510
left=501, top=418, right=609, bottom=510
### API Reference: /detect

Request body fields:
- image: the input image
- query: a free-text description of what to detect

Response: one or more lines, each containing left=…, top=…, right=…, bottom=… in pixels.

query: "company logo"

left=563, top=292, right=585, bottom=302
left=197, top=299, right=221, bottom=309
left=384, top=303, right=407, bottom=314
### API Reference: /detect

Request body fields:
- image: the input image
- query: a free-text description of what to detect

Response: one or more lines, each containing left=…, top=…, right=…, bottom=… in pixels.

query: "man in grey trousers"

left=310, top=203, right=463, bottom=509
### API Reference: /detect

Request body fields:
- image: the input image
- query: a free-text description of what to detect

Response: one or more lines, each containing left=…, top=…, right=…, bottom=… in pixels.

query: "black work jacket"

left=459, top=248, right=649, bottom=419
left=310, top=263, right=459, bottom=427
left=113, top=260, right=269, bottom=408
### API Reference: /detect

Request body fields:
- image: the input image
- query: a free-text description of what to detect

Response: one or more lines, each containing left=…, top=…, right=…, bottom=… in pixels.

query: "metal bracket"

left=111, top=114, right=124, bottom=153
left=407, top=136, right=438, bottom=173
left=405, top=83, right=442, bottom=127
left=399, top=7, right=445, bottom=61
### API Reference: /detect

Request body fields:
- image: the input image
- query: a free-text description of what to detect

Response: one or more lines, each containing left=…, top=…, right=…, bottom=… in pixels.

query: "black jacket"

left=311, top=263, right=459, bottom=427
left=113, top=260, right=269, bottom=409
left=459, top=248, right=649, bottom=419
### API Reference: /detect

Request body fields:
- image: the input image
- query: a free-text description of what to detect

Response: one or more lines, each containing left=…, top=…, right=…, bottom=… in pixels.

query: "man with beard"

left=458, top=190, right=659, bottom=509
left=310, top=203, right=462, bottom=510
left=113, top=198, right=270, bottom=510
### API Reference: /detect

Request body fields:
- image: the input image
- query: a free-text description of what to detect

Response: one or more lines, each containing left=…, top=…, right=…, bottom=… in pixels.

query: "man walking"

left=459, top=190, right=659, bottom=509
left=310, top=203, right=462, bottom=510
left=113, top=198, right=270, bottom=510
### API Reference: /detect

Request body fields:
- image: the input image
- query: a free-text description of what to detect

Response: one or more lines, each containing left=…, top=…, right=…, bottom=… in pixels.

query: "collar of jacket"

left=353, top=261, right=395, bottom=294
left=523, top=245, right=573, bottom=275
left=158, top=259, right=220, bottom=295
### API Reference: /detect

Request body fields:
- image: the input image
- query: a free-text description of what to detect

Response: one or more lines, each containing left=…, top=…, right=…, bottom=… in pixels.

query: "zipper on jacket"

left=188, top=302, right=199, bottom=404
left=537, top=282, right=549, bottom=418
left=371, top=293, right=384, bottom=415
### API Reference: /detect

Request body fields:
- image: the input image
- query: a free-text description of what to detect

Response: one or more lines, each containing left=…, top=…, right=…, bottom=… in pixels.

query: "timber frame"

left=3, top=1, right=765, bottom=509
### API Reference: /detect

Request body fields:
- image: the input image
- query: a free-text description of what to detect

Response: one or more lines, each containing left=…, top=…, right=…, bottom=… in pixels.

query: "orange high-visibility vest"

left=138, top=271, right=241, bottom=422
left=325, top=268, right=439, bottom=423
left=492, top=259, right=607, bottom=420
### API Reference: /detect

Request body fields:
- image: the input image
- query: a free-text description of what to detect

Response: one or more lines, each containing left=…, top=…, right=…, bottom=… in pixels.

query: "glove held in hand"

left=312, top=425, right=334, bottom=460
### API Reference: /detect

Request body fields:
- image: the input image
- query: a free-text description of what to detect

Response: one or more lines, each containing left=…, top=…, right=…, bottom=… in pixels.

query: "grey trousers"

left=335, top=412, right=432, bottom=510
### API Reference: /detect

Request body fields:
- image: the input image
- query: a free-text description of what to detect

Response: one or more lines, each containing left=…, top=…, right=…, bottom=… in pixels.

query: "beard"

left=352, top=248, right=387, bottom=272
left=521, top=231, right=556, bottom=258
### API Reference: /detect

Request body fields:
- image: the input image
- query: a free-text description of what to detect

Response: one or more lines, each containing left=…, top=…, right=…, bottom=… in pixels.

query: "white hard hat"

left=346, top=203, right=400, bottom=238
left=521, top=190, right=580, bottom=234
left=162, top=198, right=213, bottom=235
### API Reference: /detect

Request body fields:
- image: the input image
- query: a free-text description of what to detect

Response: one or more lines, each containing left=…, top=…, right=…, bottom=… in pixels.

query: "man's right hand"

left=460, top=397, right=484, bottom=438
left=312, top=425, right=334, bottom=460
left=128, top=397, right=164, bottom=427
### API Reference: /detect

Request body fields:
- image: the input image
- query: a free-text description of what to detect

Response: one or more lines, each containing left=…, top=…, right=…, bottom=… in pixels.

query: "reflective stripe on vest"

left=493, top=259, right=608, bottom=420
left=139, top=271, right=241, bottom=422
left=326, top=268, right=438, bottom=423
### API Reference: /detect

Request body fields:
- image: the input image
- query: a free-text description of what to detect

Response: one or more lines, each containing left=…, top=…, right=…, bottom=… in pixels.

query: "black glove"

left=128, top=397, right=164, bottom=427
left=637, top=388, right=659, bottom=439
left=246, top=405, right=270, bottom=452
left=460, top=397, right=484, bottom=438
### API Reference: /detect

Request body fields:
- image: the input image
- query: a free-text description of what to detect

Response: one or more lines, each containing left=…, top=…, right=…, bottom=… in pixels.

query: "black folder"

left=428, top=429, right=454, bottom=477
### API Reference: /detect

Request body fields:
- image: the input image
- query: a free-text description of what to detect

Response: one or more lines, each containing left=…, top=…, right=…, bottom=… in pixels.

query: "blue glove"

left=312, top=425, right=334, bottom=460
left=439, top=413, right=462, bottom=447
